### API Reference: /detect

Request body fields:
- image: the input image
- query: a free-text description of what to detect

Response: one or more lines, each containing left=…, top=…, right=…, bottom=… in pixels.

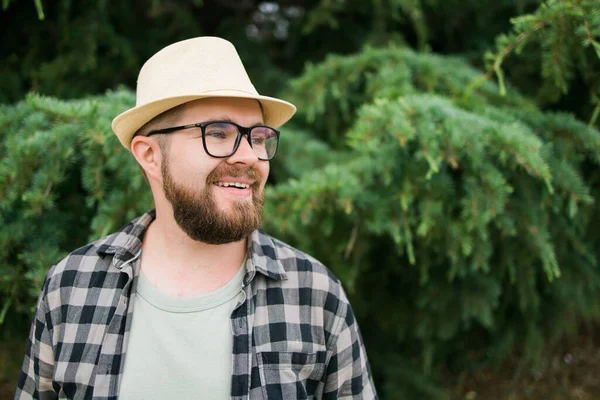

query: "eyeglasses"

left=147, top=120, right=280, bottom=161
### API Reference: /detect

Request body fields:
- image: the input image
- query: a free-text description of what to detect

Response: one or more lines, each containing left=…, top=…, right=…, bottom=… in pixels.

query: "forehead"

left=178, top=97, right=264, bottom=125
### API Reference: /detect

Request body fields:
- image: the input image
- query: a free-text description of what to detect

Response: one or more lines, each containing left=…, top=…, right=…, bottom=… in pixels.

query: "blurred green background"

left=1, top=0, right=600, bottom=398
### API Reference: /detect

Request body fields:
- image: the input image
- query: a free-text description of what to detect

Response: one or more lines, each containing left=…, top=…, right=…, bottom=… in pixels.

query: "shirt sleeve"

left=15, top=283, right=57, bottom=400
left=322, top=300, right=378, bottom=399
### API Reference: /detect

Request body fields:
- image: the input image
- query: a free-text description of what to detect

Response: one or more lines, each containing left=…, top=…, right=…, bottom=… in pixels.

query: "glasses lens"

left=250, top=127, right=278, bottom=160
left=204, top=123, right=239, bottom=157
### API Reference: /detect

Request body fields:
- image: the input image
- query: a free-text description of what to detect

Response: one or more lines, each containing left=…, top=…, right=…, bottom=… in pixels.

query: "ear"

left=131, top=136, right=163, bottom=182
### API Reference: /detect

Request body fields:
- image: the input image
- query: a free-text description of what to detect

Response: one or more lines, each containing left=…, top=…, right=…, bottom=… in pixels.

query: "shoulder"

left=42, top=233, right=121, bottom=296
left=257, top=229, right=341, bottom=280
left=271, top=236, right=339, bottom=281
left=42, top=211, right=152, bottom=296
left=251, top=231, right=355, bottom=350
left=257, top=230, right=351, bottom=313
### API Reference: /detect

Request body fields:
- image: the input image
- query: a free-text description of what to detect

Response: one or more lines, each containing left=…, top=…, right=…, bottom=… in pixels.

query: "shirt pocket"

left=257, top=350, right=327, bottom=399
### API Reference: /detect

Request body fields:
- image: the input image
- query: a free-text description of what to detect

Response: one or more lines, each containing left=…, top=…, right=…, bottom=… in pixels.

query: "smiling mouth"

left=214, top=182, right=251, bottom=189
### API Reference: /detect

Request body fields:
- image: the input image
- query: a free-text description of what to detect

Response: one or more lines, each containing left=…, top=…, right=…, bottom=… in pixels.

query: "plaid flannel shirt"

left=16, top=211, right=377, bottom=399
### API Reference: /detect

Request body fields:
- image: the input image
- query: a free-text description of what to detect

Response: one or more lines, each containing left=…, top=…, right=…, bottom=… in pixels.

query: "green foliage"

left=0, top=90, right=151, bottom=334
left=2, top=44, right=600, bottom=398
left=478, top=0, right=600, bottom=124
left=0, top=0, right=541, bottom=104
left=304, top=0, right=544, bottom=52
left=286, top=45, right=534, bottom=147
left=2, top=0, right=43, bottom=19
left=263, top=45, right=600, bottom=397
left=2, top=1, right=600, bottom=399
left=0, top=0, right=290, bottom=102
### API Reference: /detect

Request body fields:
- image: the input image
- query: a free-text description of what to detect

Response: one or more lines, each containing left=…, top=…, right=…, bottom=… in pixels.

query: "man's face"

left=158, top=97, right=270, bottom=244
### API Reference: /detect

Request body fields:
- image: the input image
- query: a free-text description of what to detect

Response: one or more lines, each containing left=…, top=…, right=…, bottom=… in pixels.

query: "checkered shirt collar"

left=93, top=209, right=288, bottom=281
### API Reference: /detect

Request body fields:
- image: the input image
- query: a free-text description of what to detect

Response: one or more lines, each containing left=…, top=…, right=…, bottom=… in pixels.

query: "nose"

left=227, top=133, right=260, bottom=165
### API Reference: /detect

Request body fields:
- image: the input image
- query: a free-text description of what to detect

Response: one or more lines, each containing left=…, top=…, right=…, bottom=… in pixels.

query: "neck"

left=140, top=207, right=248, bottom=296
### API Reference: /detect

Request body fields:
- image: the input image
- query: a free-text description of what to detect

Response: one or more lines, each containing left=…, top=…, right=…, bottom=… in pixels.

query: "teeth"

left=216, top=182, right=250, bottom=188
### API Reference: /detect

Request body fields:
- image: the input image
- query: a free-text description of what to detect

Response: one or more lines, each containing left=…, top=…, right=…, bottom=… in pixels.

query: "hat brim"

left=112, top=91, right=296, bottom=150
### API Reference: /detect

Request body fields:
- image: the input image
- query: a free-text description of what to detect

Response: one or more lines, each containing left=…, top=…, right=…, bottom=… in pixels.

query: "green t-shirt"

left=119, top=263, right=246, bottom=399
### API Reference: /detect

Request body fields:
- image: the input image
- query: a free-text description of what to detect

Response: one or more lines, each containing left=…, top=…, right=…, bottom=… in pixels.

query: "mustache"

left=206, top=164, right=262, bottom=188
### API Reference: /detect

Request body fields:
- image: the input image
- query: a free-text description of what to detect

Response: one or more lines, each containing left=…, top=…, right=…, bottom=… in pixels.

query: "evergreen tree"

left=268, top=45, right=600, bottom=397
left=0, top=0, right=544, bottom=102
left=476, top=0, right=600, bottom=125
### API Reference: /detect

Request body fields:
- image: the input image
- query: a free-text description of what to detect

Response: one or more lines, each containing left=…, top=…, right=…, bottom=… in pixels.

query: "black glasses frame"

left=147, top=120, right=280, bottom=161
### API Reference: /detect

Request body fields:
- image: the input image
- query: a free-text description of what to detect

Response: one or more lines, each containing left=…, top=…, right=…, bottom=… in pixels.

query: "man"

left=16, top=37, right=377, bottom=399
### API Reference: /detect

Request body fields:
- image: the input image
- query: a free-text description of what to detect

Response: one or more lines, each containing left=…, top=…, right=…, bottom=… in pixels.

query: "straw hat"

left=112, top=37, right=297, bottom=149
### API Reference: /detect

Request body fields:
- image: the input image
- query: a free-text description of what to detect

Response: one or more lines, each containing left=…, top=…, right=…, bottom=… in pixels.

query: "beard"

left=161, top=158, right=264, bottom=245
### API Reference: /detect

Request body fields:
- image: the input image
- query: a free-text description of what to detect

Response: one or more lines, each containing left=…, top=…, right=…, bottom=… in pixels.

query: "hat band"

left=137, top=88, right=259, bottom=106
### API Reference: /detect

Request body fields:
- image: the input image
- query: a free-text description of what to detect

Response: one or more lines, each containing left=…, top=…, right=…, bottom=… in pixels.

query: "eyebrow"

left=218, top=116, right=265, bottom=128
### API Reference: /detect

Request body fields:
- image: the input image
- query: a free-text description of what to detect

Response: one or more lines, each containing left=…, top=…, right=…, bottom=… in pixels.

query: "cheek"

left=169, top=155, right=215, bottom=185
left=259, top=162, right=270, bottom=188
